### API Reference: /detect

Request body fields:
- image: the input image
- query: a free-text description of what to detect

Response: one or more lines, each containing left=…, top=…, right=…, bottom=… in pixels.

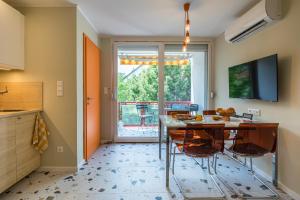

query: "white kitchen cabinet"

left=0, top=112, right=40, bottom=193
left=0, top=0, right=24, bottom=70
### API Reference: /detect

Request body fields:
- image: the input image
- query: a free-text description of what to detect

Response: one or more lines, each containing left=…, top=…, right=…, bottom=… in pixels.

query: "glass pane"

left=164, top=44, right=207, bottom=115
left=117, top=45, right=159, bottom=138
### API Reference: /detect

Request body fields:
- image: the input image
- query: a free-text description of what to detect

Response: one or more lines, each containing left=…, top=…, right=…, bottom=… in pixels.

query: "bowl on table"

left=216, top=107, right=236, bottom=121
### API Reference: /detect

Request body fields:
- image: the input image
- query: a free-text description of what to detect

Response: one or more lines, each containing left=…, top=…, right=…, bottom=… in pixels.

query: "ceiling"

left=5, top=0, right=260, bottom=37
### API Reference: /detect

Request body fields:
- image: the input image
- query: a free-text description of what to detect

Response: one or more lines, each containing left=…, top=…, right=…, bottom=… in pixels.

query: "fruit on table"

left=195, top=115, right=203, bottom=121
left=216, top=107, right=236, bottom=116
left=212, top=116, right=222, bottom=121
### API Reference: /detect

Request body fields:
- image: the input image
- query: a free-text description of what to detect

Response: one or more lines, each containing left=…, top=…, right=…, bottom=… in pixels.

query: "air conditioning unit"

left=225, top=0, right=282, bottom=43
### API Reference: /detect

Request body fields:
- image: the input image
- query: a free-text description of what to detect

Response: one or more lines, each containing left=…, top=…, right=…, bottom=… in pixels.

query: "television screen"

left=229, top=54, right=278, bottom=102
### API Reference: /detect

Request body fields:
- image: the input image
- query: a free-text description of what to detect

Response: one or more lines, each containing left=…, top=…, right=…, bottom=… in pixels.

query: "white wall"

left=191, top=52, right=206, bottom=112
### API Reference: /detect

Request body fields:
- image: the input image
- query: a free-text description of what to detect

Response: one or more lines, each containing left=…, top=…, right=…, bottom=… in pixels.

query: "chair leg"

left=250, top=157, right=253, bottom=173
left=172, top=146, right=176, bottom=175
left=169, top=140, right=173, bottom=164
left=201, top=158, right=204, bottom=168
left=214, top=155, right=218, bottom=174
left=244, top=157, right=247, bottom=166
left=207, top=157, right=212, bottom=175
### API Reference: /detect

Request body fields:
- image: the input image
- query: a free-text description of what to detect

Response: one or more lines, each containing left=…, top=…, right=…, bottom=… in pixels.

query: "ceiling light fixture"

left=183, top=3, right=191, bottom=52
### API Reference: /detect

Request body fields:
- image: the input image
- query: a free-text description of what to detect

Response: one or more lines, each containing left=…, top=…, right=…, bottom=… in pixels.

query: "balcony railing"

left=118, top=101, right=191, bottom=126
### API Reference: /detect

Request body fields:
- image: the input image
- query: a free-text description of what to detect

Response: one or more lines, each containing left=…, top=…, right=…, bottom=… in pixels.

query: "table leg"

left=166, top=127, right=170, bottom=188
left=272, top=147, right=278, bottom=186
left=159, top=119, right=162, bottom=160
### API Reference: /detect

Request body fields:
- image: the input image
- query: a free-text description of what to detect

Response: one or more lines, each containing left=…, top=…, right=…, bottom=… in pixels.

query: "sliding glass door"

left=113, top=43, right=208, bottom=142
left=115, top=44, right=161, bottom=142
left=164, top=44, right=208, bottom=114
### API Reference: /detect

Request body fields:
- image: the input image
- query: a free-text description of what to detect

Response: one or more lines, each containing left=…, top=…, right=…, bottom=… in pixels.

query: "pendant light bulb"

left=185, top=19, right=190, bottom=32
left=185, top=32, right=190, bottom=43
left=182, top=43, right=187, bottom=52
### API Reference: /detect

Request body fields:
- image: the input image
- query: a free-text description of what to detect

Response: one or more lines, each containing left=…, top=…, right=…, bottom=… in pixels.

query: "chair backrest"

left=182, top=124, right=225, bottom=157
left=242, top=113, right=253, bottom=120
left=233, top=123, right=279, bottom=156
left=136, top=104, right=149, bottom=113
left=171, top=104, right=189, bottom=110
left=203, top=110, right=217, bottom=115
left=189, top=104, right=199, bottom=112
left=166, top=110, right=190, bottom=116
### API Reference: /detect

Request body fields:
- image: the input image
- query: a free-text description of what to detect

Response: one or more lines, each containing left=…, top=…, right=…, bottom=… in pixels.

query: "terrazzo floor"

left=0, top=143, right=293, bottom=200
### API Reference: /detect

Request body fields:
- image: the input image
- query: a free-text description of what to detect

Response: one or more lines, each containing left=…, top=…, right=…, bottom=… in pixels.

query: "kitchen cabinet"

left=0, top=0, right=24, bottom=70
left=16, top=113, right=40, bottom=181
left=0, top=118, right=16, bottom=193
left=0, top=112, right=40, bottom=193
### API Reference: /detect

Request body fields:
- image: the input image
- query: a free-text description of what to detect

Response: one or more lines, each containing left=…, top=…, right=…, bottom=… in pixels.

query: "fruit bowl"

left=216, top=107, right=236, bottom=121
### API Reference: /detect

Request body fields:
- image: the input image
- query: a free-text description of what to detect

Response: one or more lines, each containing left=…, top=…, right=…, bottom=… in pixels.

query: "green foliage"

left=118, top=65, right=191, bottom=102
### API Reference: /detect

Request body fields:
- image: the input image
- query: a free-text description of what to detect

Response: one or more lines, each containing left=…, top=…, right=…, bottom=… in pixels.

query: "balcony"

left=118, top=101, right=191, bottom=137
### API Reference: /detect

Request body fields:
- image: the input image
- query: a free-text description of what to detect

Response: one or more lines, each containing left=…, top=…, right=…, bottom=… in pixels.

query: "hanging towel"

left=32, top=112, right=50, bottom=154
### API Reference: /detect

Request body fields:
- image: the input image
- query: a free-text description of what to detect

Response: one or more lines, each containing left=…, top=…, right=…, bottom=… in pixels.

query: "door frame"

left=112, top=41, right=213, bottom=143
left=112, top=42, right=163, bottom=143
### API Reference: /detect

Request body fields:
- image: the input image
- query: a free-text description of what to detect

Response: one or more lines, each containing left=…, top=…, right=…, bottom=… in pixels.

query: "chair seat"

left=229, top=143, right=268, bottom=157
left=175, top=143, right=219, bottom=158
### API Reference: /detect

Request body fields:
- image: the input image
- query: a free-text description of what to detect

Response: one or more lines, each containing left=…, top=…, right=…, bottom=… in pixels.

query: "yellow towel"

left=32, top=112, right=50, bottom=154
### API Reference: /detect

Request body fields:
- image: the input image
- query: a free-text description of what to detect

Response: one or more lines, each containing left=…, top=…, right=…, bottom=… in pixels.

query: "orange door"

left=84, top=34, right=100, bottom=160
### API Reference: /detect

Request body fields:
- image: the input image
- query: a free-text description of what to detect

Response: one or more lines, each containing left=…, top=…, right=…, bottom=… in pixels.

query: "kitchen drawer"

left=15, top=113, right=36, bottom=125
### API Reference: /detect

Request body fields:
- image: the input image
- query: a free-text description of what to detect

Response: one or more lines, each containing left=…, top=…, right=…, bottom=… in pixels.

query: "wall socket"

left=57, top=146, right=64, bottom=153
left=248, top=108, right=261, bottom=116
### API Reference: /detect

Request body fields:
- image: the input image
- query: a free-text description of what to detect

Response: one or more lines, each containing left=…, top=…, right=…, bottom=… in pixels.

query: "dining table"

left=158, top=115, right=279, bottom=188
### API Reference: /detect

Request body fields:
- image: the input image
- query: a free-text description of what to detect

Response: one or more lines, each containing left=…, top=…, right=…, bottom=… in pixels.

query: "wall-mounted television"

left=229, top=54, right=278, bottom=102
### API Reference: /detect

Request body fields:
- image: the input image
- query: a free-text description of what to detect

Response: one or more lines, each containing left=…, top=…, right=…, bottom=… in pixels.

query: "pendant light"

left=183, top=3, right=191, bottom=52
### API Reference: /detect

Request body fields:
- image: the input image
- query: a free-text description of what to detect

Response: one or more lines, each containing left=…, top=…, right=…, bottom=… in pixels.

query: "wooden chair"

left=166, top=111, right=189, bottom=162
left=171, top=124, right=225, bottom=198
left=166, top=110, right=189, bottom=116
left=227, top=123, right=279, bottom=198
left=136, top=104, right=154, bottom=125
left=203, top=110, right=217, bottom=115
left=228, top=123, right=278, bottom=171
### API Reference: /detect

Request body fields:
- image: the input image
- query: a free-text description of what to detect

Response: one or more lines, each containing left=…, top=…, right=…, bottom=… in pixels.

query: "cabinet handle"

left=17, top=117, right=22, bottom=120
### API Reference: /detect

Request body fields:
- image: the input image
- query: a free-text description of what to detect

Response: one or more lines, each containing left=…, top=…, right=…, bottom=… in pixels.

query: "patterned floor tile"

left=0, top=143, right=293, bottom=200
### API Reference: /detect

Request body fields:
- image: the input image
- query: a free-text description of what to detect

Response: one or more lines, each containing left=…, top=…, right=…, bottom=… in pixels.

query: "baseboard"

left=253, top=164, right=300, bottom=199
left=252, top=164, right=272, bottom=182
left=278, top=181, right=300, bottom=200
left=101, top=139, right=113, bottom=144
left=77, top=159, right=87, bottom=170
left=38, top=166, right=77, bottom=172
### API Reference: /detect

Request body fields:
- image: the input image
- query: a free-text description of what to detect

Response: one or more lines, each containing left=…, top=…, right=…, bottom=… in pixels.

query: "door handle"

left=86, top=97, right=94, bottom=105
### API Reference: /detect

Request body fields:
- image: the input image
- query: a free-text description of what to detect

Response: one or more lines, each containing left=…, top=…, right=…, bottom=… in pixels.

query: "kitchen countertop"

left=0, top=109, right=42, bottom=119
